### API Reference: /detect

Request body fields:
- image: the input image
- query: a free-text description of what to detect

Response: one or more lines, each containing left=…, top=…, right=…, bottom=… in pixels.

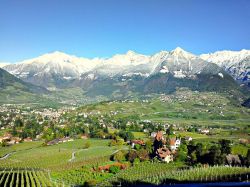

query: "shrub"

left=133, top=158, right=140, bottom=165
left=109, top=165, right=120, bottom=174
left=113, top=151, right=126, bottom=162
left=127, top=150, right=138, bottom=163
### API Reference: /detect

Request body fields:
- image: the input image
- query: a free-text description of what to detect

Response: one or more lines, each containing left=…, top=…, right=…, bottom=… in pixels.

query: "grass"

left=73, top=90, right=250, bottom=130
left=0, top=138, right=127, bottom=186
left=232, top=144, right=250, bottom=157
left=177, top=132, right=208, bottom=139
left=0, top=141, right=42, bottom=157
left=131, top=132, right=148, bottom=140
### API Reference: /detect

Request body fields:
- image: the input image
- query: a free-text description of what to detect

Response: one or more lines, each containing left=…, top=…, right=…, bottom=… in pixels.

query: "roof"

left=156, top=148, right=171, bottom=158
left=169, top=137, right=176, bottom=146
left=155, top=131, right=163, bottom=141
left=131, top=140, right=144, bottom=145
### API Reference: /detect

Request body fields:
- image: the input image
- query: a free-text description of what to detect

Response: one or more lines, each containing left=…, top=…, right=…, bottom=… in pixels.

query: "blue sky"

left=0, top=0, right=249, bottom=62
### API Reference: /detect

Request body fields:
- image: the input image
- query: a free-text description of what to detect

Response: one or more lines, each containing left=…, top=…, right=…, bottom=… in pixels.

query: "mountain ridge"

left=0, top=48, right=249, bottom=102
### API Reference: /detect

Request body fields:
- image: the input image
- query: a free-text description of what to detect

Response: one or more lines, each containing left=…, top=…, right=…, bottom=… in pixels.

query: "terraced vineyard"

left=0, top=168, right=58, bottom=187
left=99, top=162, right=250, bottom=186
left=0, top=139, right=125, bottom=186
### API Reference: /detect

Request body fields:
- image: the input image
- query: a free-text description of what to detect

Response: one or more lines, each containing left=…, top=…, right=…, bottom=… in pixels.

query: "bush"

left=133, top=158, right=140, bottom=165
left=127, top=150, right=138, bottom=163
left=134, top=144, right=141, bottom=150
left=137, top=149, right=150, bottom=161
left=109, top=165, right=120, bottom=174
left=109, top=138, right=124, bottom=146
left=113, top=151, right=126, bottom=162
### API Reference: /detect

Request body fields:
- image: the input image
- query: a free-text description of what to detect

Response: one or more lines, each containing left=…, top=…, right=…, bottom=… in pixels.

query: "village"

left=1, top=93, right=249, bottom=169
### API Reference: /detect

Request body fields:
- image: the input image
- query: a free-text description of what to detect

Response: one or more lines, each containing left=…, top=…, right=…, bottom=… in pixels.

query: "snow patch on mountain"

left=200, top=49, right=250, bottom=85
left=218, top=73, right=224, bottom=78
left=0, top=62, right=10, bottom=68
left=2, top=48, right=249, bottom=88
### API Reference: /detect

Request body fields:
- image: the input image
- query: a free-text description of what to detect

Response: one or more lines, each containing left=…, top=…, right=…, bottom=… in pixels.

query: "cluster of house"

left=46, top=137, right=74, bottom=146
left=154, top=131, right=181, bottom=163
left=0, top=132, right=32, bottom=145
left=0, top=105, right=76, bottom=131
left=130, top=131, right=185, bottom=163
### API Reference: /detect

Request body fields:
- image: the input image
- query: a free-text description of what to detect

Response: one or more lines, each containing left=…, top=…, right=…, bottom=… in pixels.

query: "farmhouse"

left=169, top=137, right=181, bottom=151
left=155, top=131, right=164, bottom=141
left=156, top=147, right=173, bottom=163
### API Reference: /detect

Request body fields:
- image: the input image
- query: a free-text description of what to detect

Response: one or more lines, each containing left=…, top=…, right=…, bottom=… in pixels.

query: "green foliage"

left=145, top=140, right=153, bottom=154
left=118, top=130, right=135, bottom=141
left=133, top=158, right=140, bottom=165
left=109, top=165, right=120, bottom=174
left=127, top=150, right=138, bottom=163
left=219, top=139, right=231, bottom=155
left=113, top=151, right=126, bottom=162
left=99, top=162, right=250, bottom=186
left=134, top=144, right=141, bottom=150
left=166, top=125, right=174, bottom=135
left=0, top=169, right=56, bottom=187
left=176, top=144, right=188, bottom=162
left=137, top=149, right=150, bottom=161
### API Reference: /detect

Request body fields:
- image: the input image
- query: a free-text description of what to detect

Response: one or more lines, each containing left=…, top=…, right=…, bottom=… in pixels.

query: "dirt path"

left=0, top=152, right=14, bottom=160
left=68, top=151, right=76, bottom=162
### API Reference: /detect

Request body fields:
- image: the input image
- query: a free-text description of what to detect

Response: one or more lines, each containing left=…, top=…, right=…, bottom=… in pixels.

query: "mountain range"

left=0, top=47, right=249, bottom=104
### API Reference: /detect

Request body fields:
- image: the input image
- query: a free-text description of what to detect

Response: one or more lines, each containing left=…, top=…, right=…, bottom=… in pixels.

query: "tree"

left=166, top=125, right=173, bottom=135
left=109, top=165, right=120, bottom=174
left=219, top=139, right=231, bottom=155
left=137, top=149, right=149, bottom=161
left=245, top=149, right=250, bottom=166
left=134, top=144, right=141, bottom=150
left=190, top=151, right=197, bottom=164
left=207, top=145, right=224, bottom=165
left=113, top=151, right=125, bottom=162
left=145, top=140, right=153, bottom=154
left=118, top=130, right=135, bottom=142
left=127, top=150, right=138, bottom=163
left=176, top=144, right=188, bottom=162
left=133, top=158, right=140, bottom=165
left=14, top=118, right=23, bottom=127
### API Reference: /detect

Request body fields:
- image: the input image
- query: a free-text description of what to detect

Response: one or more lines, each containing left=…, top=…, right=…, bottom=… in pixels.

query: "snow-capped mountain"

left=153, top=47, right=218, bottom=78
left=0, top=62, right=10, bottom=68
left=200, top=49, right=250, bottom=87
left=4, top=51, right=101, bottom=78
left=2, top=48, right=244, bottom=96
left=3, top=51, right=102, bottom=89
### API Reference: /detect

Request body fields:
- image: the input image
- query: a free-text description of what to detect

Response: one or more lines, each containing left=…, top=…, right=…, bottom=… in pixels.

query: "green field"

left=0, top=139, right=125, bottom=186
left=73, top=90, right=250, bottom=128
